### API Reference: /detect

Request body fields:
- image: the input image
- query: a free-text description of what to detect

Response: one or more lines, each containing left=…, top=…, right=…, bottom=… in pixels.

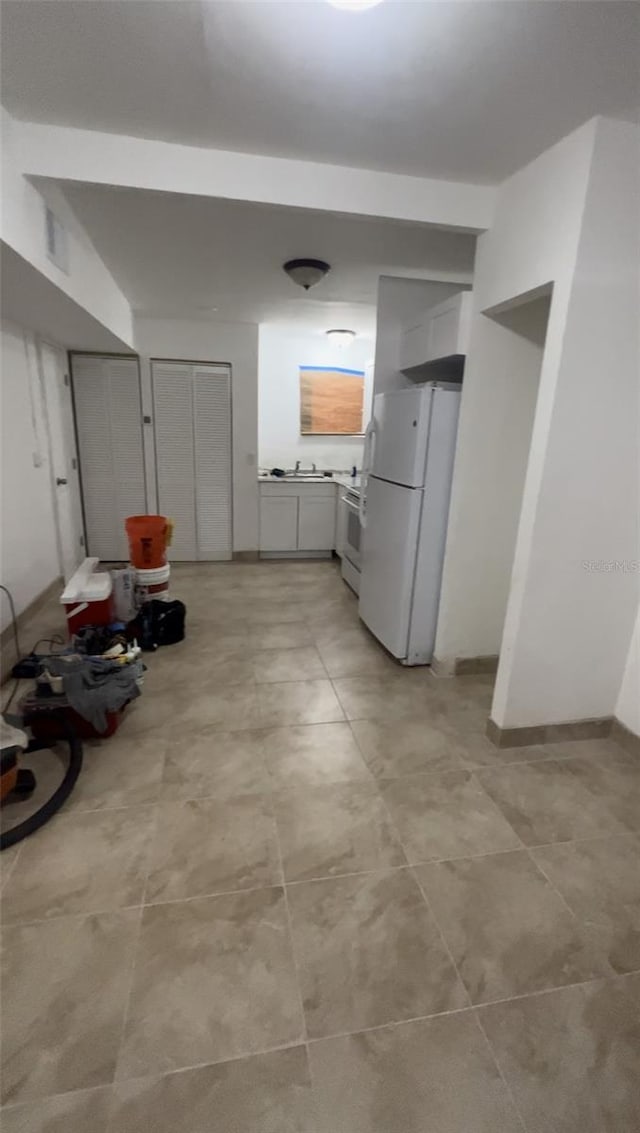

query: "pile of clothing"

left=43, top=651, right=144, bottom=733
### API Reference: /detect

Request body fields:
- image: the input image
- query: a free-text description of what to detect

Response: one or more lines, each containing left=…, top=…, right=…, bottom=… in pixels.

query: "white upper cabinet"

left=400, top=292, right=473, bottom=374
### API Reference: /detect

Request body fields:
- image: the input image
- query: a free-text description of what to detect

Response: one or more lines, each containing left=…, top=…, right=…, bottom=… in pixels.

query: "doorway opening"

left=39, top=342, right=85, bottom=581
left=484, top=284, right=552, bottom=667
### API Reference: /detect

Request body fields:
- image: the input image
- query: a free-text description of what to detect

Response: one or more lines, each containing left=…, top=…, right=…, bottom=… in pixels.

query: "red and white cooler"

left=61, top=558, right=113, bottom=636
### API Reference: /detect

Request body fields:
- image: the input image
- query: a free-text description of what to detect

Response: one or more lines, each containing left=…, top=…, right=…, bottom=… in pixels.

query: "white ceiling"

left=58, top=182, right=477, bottom=331
left=2, top=1, right=638, bottom=184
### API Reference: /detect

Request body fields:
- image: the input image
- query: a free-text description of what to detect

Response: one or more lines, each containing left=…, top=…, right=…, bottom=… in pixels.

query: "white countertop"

left=258, top=473, right=332, bottom=483
left=334, top=473, right=362, bottom=491
left=258, top=472, right=361, bottom=489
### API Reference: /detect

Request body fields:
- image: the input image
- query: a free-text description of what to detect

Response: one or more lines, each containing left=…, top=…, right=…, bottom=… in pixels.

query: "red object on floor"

left=64, top=596, right=113, bottom=637
left=61, top=561, right=114, bottom=638
left=126, top=514, right=168, bottom=568
left=25, top=702, right=126, bottom=741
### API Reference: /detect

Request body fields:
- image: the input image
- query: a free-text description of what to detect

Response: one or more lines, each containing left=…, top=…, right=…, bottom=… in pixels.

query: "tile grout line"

left=111, top=902, right=145, bottom=1090
left=0, top=841, right=23, bottom=892
left=267, top=735, right=310, bottom=1050
left=251, top=714, right=322, bottom=1118
left=303, top=969, right=640, bottom=1047
left=110, top=800, right=164, bottom=1089
left=472, top=1009, right=531, bottom=1133
left=408, top=864, right=474, bottom=1012
left=8, top=967, right=635, bottom=1116
left=5, top=820, right=638, bottom=929
left=523, top=845, right=583, bottom=922
left=8, top=825, right=638, bottom=928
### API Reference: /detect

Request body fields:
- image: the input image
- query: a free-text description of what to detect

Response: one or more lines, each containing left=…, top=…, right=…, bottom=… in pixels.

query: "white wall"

left=616, top=605, right=640, bottom=737
left=1, top=109, right=134, bottom=349
left=434, top=299, right=549, bottom=665
left=133, top=316, right=259, bottom=553
left=1, top=320, right=61, bottom=628
left=435, top=121, right=596, bottom=670
left=492, top=117, right=640, bottom=727
left=258, top=324, right=374, bottom=471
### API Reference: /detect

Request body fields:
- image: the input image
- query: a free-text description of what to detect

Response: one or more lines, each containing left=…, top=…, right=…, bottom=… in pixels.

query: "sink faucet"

left=295, top=460, right=301, bottom=472
left=312, top=462, right=317, bottom=473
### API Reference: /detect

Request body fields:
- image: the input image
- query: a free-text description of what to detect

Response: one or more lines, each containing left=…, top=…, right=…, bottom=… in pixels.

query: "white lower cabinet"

left=259, top=483, right=336, bottom=554
left=259, top=495, right=298, bottom=552
left=298, top=496, right=336, bottom=551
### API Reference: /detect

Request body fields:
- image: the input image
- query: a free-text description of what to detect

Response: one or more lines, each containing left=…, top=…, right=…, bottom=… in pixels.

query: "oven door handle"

left=341, top=495, right=360, bottom=512
left=359, top=418, right=376, bottom=530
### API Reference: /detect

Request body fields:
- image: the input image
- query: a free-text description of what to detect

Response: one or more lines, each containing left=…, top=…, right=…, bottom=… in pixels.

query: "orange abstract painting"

left=299, top=366, right=365, bottom=435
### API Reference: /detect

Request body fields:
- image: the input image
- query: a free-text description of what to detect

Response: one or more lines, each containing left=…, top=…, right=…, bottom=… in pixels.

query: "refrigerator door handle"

left=359, top=418, right=376, bottom=530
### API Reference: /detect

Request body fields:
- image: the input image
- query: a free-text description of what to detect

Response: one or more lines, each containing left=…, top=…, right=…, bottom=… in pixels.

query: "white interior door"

left=71, top=355, right=147, bottom=560
left=358, top=476, right=422, bottom=658
left=40, top=343, right=84, bottom=580
left=152, top=361, right=232, bottom=561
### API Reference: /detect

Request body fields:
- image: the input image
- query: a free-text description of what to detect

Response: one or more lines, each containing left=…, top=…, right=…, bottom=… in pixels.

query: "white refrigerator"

left=358, top=384, right=461, bottom=664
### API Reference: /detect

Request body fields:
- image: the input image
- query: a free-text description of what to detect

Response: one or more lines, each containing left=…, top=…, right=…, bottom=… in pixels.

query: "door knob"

left=56, top=477, right=68, bottom=486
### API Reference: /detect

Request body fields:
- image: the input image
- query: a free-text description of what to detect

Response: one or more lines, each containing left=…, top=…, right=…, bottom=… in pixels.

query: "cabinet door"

left=260, top=496, right=298, bottom=551
left=400, top=322, right=431, bottom=372
left=428, top=305, right=459, bottom=361
left=298, top=496, right=336, bottom=551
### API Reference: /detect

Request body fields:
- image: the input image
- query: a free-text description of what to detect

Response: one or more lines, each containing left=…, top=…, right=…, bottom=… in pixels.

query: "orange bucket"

left=125, top=515, right=169, bottom=569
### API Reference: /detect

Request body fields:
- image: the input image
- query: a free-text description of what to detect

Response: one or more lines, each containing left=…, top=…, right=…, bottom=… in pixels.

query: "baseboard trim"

left=1, top=575, right=63, bottom=682
left=611, top=718, right=640, bottom=758
left=259, top=551, right=332, bottom=560
left=454, top=654, right=499, bottom=676
left=486, top=715, right=613, bottom=749
left=431, top=654, right=499, bottom=678
left=232, top=551, right=259, bottom=562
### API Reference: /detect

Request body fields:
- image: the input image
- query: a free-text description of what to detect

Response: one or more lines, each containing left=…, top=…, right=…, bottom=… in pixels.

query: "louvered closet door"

left=152, top=362, right=232, bottom=561
left=193, top=365, right=232, bottom=560
left=71, top=355, right=146, bottom=560
left=152, top=363, right=197, bottom=559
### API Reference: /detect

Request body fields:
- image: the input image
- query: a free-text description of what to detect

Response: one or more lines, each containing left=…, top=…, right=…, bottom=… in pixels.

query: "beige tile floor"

left=1, top=559, right=639, bottom=1132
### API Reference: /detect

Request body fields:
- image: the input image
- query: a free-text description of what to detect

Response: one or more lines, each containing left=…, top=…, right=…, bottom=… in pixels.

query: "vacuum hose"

left=0, top=719, right=83, bottom=850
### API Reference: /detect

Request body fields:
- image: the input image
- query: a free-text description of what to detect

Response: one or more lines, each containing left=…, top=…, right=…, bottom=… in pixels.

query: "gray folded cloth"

left=45, top=654, right=142, bottom=732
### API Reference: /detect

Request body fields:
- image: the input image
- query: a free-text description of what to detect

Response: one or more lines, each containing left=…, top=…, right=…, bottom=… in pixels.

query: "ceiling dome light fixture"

left=326, top=329, right=356, bottom=348
left=283, top=259, right=330, bottom=291
left=328, top=0, right=384, bottom=10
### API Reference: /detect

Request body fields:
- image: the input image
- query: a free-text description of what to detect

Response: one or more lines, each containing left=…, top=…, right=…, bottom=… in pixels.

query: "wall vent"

left=45, top=205, right=69, bottom=273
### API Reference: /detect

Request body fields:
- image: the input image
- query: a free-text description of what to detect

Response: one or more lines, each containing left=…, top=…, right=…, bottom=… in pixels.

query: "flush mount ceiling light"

left=328, top=0, right=384, bottom=9
left=283, top=259, right=330, bottom=291
left=326, top=329, right=356, bottom=347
